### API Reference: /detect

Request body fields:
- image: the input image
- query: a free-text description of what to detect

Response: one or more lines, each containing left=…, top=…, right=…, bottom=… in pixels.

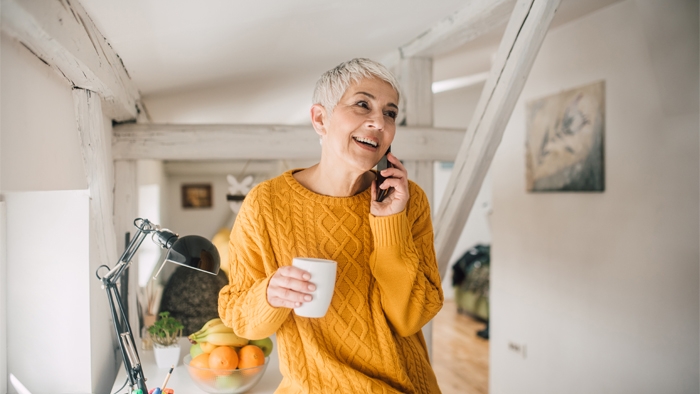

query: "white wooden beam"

left=383, top=0, right=516, bottom=68
left=398, top=57, right=434, bottom=127
left=397, top=57, right=435, bottom=204
left=163, top=160, right=318, bottom=177
left=74, top=88, right=119, bottom=271
left=112, top=124, right=465, bottom=162
left=433, top=0, right=561, bottom=278
left=2, top=0, right=141, bottom=121
left=395, top=55, right=436, bottom=359
left=114, top=160, right=139, bottom=342
left=73, top=88, right=122, bottom=381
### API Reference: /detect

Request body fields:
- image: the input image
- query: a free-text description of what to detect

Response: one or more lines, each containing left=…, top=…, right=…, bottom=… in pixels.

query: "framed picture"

left=525, top=80, right=605, bottom=192
left=181, top=184, right=212, bottom=208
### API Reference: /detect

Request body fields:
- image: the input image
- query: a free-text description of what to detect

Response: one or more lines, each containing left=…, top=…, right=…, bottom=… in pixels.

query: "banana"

left=198, top=332, right=249, bottom=347
left=189, top=317, right=225, bottom=341
left=191, top=318, right=223, bottom=337
left=202, top=317, right=223, bottom=330
left=192, top=323, right=236, bottom=341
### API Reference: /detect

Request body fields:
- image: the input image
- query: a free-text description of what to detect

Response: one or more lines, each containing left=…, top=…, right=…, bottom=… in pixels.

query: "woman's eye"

left=384, top=111, right=397, bottom=120
left=356, top=101, right=369, bottom=109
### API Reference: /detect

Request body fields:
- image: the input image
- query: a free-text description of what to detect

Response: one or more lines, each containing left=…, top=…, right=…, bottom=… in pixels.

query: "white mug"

left=292, top=257, right=337, bottom=318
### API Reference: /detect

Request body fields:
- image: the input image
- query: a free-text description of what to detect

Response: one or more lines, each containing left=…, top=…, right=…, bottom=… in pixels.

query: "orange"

left=208, top=346, right=239, bottom=375
left=237, top=344, right=265, bottom=373
left=189, top=353, right=214, bottom=380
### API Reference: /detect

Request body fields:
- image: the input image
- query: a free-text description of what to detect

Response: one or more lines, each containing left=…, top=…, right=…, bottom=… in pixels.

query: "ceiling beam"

left=112, top=124, right=465, bottom=161
left=433, top=0, right=561, bottom=278
left=384, top=0, right=515, bottom=68
left=1, top=0, right=141, bottom=121
left=163, top=160, right=319, bottom=176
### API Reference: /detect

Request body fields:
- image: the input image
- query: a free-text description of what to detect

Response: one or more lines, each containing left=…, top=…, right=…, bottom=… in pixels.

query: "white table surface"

left=111, top=336, right=283, bottom=394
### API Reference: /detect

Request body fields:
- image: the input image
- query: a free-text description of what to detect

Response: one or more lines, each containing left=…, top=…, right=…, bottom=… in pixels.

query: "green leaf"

left=147, top=310, right=184, bottom=346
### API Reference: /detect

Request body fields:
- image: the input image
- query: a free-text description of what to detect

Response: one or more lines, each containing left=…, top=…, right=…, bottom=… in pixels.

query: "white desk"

left=111, top=337, right=283, bottom=393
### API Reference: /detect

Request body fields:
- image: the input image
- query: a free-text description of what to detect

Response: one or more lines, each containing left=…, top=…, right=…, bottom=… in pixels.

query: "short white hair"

left=312, top=58, right=401, bottom=115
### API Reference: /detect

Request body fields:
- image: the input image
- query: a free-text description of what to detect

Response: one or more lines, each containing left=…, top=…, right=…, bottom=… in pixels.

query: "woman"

left=218, top=58, right=444, bottom=393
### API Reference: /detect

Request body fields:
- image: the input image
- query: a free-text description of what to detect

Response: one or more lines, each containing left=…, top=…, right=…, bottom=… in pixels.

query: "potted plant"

left=148, top=311, right=184, bottom=368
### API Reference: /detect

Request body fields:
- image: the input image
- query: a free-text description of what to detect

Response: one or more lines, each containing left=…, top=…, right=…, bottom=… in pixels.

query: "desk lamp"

left=96, top=218, right=220, bottom=392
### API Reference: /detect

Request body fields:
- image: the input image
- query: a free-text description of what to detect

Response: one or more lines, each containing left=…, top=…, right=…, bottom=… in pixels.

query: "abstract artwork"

left=525, top=81, right=605, bottom=192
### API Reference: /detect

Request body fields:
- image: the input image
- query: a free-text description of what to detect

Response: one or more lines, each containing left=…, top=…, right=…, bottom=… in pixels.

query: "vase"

left=153, top=342, right=181, bottom=368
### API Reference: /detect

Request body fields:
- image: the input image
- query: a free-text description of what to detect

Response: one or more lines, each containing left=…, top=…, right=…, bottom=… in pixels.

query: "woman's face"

left=317, top=77, right=399, bottom=174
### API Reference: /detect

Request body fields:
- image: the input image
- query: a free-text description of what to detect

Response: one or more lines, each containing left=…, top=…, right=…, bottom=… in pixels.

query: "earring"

left=319, top=138, right=323, bottom=146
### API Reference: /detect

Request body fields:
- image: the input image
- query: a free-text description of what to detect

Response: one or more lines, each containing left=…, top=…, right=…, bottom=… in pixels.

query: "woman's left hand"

left=371, top=153, right=409, bottom=217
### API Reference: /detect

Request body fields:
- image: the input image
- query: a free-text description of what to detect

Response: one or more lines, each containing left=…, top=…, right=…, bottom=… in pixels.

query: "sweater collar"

left=283, top=169, right=372, bottom=206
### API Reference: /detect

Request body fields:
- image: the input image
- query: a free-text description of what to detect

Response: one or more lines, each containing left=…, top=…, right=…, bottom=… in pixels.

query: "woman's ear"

left=310, top=104, right=328, bottom=138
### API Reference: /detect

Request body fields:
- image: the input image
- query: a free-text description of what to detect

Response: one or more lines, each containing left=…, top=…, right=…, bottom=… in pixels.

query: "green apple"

left=249, top=337, right=274, bottom=357
left=190, top=343, right=204, bottom=359
left=216, top=374, right=243, bottom=389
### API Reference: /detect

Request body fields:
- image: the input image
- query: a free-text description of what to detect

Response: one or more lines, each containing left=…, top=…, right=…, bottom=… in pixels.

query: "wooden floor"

left=432, top=300, right=489, bottom=394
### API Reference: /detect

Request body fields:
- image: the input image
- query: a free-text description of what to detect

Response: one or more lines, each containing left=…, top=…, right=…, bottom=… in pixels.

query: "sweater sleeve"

left=218, top=186, right=291, bottom=340
left=368, top=182, right=444, bottom=337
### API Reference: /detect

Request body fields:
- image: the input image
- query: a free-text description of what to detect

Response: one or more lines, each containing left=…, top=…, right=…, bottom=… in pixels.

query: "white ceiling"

left=81, top=0, right=469, bottom=96
left=80, top=0, right=623, bottom=107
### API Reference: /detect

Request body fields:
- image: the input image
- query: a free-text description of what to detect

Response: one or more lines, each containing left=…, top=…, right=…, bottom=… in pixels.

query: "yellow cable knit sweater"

left=218, top=170, right=444, bottom=393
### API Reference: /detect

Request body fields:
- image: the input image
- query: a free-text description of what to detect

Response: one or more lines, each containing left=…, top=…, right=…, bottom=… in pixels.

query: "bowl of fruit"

left=185, top=318, right=274, bottom=394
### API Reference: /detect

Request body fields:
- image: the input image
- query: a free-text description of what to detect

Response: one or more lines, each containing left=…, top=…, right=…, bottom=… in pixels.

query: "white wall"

left=0, top=200, right=7, bottom=394
left=489, top=1, right=699, bottom=393
left=6, top=191, right=91, bottom=393
left=0, top=34, right=86, bottom=192
left=0, top=23, right=6, bottom=394
left=1, top=33, right=116, bottom=393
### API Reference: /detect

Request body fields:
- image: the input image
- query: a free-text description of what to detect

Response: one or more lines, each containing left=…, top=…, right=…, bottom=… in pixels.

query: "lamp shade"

left=165, top=235, right=221, bottom=275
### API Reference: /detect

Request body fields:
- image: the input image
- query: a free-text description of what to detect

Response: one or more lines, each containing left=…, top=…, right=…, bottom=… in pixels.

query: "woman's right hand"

left=267, top=266, right=316, bottom=308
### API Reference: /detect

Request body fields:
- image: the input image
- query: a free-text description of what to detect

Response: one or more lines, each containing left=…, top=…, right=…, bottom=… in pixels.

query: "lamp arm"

left=104, top=219, right=154, bottom=285
left=104, top=278, right=147, bottom=392
left=97, top=218, right=158, bottom=392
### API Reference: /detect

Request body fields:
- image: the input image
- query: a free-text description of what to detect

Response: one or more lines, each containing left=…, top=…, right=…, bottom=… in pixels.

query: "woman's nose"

left=366, top=110, right=385, bottom=130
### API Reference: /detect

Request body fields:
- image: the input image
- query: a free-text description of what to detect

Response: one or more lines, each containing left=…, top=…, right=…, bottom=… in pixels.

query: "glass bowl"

left=183, top=354, right=269, bottom=394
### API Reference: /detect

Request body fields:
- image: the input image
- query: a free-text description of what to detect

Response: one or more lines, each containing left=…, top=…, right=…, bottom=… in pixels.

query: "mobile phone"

left=375, top=146, right=393, bottom=202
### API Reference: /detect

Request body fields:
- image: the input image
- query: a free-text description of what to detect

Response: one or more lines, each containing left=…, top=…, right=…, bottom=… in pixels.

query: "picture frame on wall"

left=181, top=184, right=213, bottom=208
left=525, top=80, right=605, bottom=192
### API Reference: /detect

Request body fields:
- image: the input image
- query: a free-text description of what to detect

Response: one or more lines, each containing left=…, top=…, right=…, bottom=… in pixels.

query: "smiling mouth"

left=353, top=136, right=378, bottom=148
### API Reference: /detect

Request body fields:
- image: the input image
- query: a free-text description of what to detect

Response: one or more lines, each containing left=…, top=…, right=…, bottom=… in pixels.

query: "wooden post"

left=398, top=57, right=434, bottom=128
left=114, top=160, right=139, bottom=341
left=398, top=56, right=435, bottom=208
left=433, top=0, right=561, bottom=278
left=74, top=88, right=119, bottom=270
left=396, top=56, right=436, bottom=358
left=73, top=88, right=121, bottom=380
